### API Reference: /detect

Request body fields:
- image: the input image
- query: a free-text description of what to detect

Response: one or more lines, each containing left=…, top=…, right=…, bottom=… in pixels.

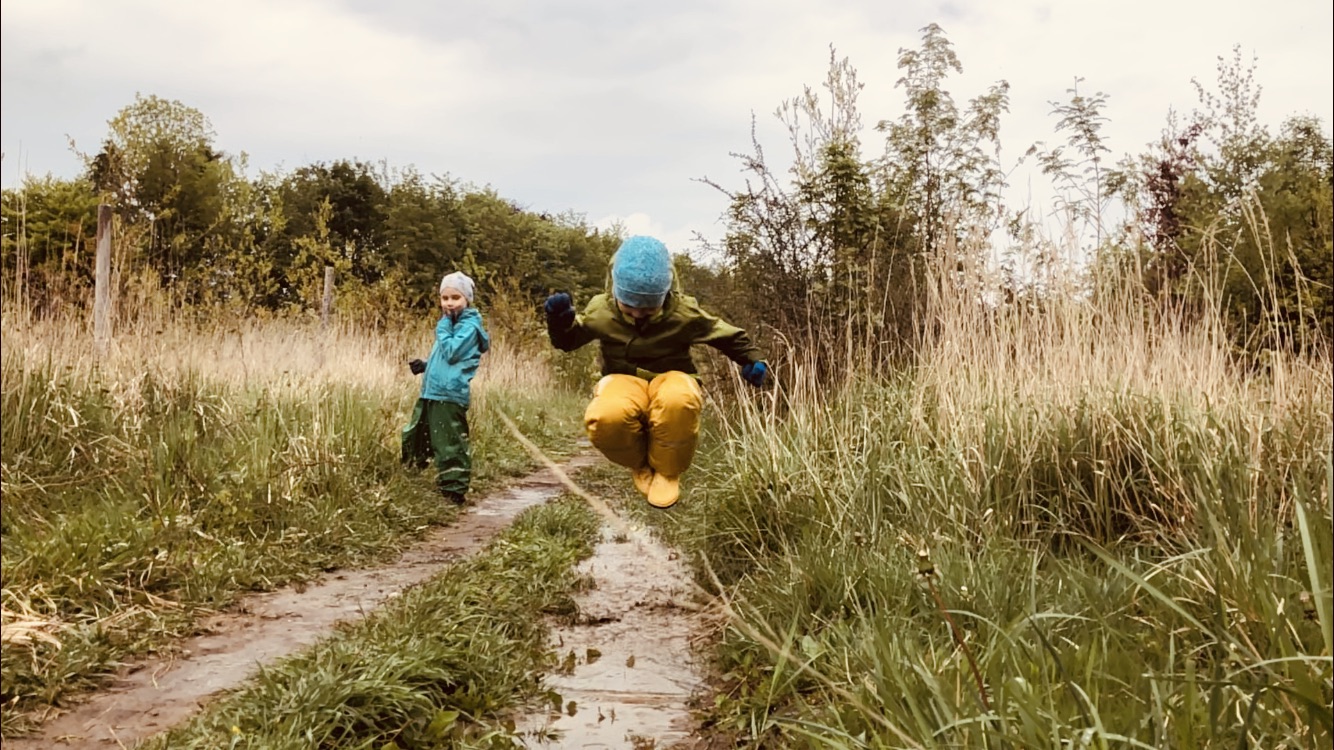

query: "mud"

left=11, top=453, right=600, bottom=750
left=518, top=526, right=705, bottom=749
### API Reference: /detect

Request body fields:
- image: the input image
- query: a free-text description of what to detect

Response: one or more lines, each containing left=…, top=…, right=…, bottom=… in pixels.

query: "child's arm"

left=689, top=302, right=763, bottom=366
left=689, top=300, right=770, bottom=387
left=440, top=309, right=488, bottom=365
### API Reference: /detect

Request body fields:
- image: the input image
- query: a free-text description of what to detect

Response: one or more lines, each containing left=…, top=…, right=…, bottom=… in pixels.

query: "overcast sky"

left=3, top=0, right=1331, bottom=254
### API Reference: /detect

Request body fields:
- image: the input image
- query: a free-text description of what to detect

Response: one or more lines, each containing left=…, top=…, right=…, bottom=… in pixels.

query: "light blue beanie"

left=611, top=236, right=672, bottom=308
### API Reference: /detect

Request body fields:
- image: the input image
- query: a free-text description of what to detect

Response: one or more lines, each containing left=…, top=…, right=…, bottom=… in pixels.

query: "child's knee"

left=586, top=375, right=651, bottom=425
left=649, top=371, right=703, bottom=415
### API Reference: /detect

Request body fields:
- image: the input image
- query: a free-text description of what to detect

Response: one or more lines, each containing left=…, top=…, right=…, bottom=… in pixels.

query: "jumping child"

left=544, top=235, right=768, bottom=509
left=402, top=271, right=490, bottom=503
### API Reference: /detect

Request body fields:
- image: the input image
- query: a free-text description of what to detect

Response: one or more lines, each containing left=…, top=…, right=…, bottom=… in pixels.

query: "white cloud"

left=593, top=211, right=704, bottom=259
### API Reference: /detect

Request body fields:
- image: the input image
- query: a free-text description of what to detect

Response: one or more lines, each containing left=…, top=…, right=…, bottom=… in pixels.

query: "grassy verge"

left=0, top=316, right=586, bottom=735
left=645, top=293, right=1332, bottom=747
left=141, top=498, right=601, bottom=750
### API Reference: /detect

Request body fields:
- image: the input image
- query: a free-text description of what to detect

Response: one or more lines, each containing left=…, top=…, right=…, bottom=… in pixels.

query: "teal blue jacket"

left=420, top=308, right=489, bottom=407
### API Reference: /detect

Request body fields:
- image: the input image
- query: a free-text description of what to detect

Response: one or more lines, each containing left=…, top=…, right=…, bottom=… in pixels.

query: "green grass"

left=647, top=366, right=1332, bottom=748
left=141, top=498, right=601, bottom=750
left=0, top=351, right=587, bottom=735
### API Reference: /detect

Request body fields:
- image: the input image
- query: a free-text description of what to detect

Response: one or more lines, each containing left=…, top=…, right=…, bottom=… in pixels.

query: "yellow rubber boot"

left=647, top=472, right=681, bottom=509
left=632, top=466, right=655, bottom=496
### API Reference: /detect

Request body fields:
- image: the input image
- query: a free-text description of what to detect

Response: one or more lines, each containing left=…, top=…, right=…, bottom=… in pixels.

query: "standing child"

left=402, top=271, right=490, bottom=503
left=544, top=235, right=768, bottom=509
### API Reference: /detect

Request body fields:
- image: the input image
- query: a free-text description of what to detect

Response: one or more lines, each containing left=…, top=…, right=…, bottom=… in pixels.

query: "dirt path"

left=517, top=526, right=707, bottom=748
left=11, top=453, right=601, bottom=750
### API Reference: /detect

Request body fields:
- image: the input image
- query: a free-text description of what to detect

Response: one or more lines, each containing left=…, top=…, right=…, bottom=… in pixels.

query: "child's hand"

left=408, top=358, right=427, bottom=375
left=544, top=292, right=573, bottom=318
left=741, top=361, right=769, bottom=388
left=544, top=293, right=575, bottom=332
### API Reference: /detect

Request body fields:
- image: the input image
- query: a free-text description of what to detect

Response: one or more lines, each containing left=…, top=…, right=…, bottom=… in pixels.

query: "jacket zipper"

left=624, top=315, right=644, bottom=370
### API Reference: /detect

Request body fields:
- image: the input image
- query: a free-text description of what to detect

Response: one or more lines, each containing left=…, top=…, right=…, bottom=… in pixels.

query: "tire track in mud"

left=11, top=453, right=604, bottom=750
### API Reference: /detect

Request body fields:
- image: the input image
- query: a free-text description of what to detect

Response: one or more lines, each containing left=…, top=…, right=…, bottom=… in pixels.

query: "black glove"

left=408, top=358, right=426, bottom=375
left=544, top=292, right=574, bottom=328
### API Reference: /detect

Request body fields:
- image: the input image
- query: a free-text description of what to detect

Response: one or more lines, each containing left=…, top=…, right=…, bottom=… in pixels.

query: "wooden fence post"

left=321, top=266, right=335, bottom=329
left=93, top=204, right=112, bottom=352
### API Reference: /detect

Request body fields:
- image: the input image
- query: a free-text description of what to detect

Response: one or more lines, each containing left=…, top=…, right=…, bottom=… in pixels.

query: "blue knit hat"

left=611, top=236, right=672, bottom=308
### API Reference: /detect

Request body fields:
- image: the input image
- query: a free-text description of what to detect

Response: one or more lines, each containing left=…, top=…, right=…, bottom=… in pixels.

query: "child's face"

left=616, top=299, right=661, bottom=321
left=440, top=288, right=469, bottom=315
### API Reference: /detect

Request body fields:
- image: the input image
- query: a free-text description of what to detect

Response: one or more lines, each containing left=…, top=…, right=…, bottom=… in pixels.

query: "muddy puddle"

left=517, top=526, right=705, bottom=749
left=11, top=453, right=600, bottom=750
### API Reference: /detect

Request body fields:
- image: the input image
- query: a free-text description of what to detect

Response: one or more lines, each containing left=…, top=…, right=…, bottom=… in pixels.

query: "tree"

left=86, top=94, right=216, bottom=212
left=1034, top=78, right=1113, bottom=247
left=272, top=160, right=390, bottom=298
left=877, top=24, right=1010, bottom=257
left=705, top=48, right=923, bottom=375
left=84, top=94, right=251, bottom=304
left=456, top=190, right=614, bottom=302
left=1120, top=49, right=1333, bottom=352
left=0, top=176, right=100, bottom=314
left=383, top=169, right=467, bottom=309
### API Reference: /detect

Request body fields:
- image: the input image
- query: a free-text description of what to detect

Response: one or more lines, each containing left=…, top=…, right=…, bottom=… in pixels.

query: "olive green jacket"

left=548, top=289, right=762, bottom=380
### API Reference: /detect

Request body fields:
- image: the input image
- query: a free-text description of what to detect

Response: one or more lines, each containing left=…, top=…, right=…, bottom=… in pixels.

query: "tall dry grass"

left=0, top=303, right=549, bottom=393
left=652, top=233, right=1332, bottom=747
left=0, top=302, right=587, bottom=735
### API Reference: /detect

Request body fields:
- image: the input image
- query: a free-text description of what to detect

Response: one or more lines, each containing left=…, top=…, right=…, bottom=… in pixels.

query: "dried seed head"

left=916, top=548, right=935, bottom=577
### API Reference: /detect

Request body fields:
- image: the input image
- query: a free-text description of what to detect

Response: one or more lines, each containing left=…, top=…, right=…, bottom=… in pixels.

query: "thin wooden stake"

left=93, top=204, right=112, bottom=353
left=321, top=266, right=335, bottom=329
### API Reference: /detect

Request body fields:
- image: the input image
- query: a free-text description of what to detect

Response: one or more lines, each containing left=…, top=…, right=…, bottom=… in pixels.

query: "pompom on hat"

left=611, top=236, right=672, bottom=309
left=439, top=271, right=475, bottom=303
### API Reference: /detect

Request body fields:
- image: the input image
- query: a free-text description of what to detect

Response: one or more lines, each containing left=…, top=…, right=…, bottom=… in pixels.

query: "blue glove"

left=741, top=361, right=768, bottom=388
left=544, top=292, right=574, bottom=327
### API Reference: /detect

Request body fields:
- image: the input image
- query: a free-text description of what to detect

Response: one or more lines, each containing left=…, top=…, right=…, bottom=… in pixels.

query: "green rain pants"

left=401, top=398, right=471, bottom=495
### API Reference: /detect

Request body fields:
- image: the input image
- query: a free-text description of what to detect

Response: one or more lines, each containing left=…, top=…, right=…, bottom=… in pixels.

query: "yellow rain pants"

left=583, top=372, right=703, bottom=479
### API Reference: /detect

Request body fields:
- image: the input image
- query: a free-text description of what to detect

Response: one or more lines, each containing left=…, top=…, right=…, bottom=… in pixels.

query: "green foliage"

left=385, top=169, right=469, bottom=309
left=87, top=93, right=217, bottom=198
left=456, top=189, right=616, bottom=302
left=6, top=94, right=618, bottom=325
left=1121, top=49, right=1333, bottom=353
left=269, top=159, right=391, bottom=301
left=0, top=176, right=100, bottom=312
left=82, top=94, right=255, bottom=303
left=710, top=27, right=1017, bottom=377
left=878, top=23, right=1010, bottom=254
left=707, top=48, right=923, bottom=376
left=1033, top=78, right=1113, bottom=246
left=6, top=34, right=1327, bottom=362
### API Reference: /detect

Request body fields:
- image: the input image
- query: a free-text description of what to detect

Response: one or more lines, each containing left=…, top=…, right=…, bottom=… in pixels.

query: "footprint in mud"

left=7, top=454, right=601, bottom=750
left=517, top=527, right=705, bottom=748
